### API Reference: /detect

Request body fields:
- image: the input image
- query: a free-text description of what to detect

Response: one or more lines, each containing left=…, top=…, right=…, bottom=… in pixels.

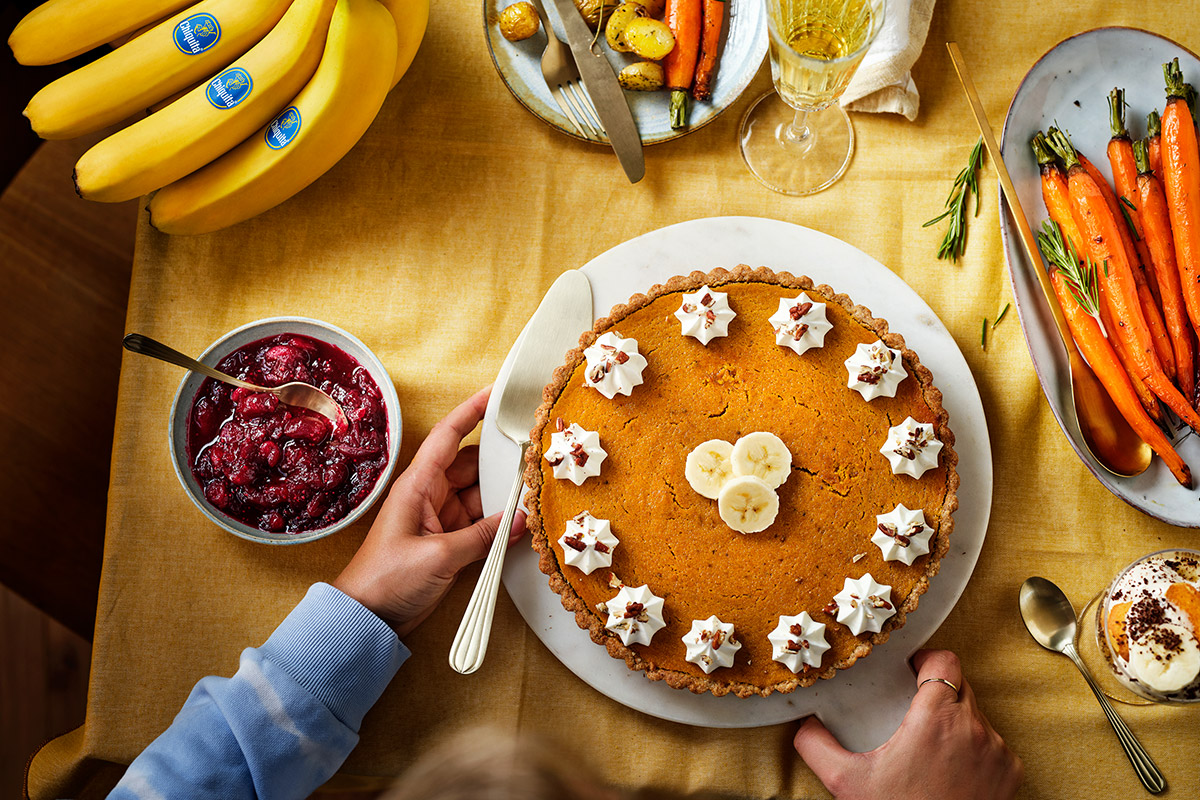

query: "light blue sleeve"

left=109, top=582, right=410, bottom=800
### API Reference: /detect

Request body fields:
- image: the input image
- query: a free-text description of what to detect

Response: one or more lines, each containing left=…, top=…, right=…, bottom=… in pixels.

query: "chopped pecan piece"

left=624, top=602, right=644, bottom=619
left=614, top=350, right=629, bottom=364
left=594, top=541, right=611, bottom=554
left=562, top=533, right=586, bottom=551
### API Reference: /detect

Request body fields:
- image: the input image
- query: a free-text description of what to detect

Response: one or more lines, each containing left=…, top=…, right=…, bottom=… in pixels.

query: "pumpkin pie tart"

left=523, top=266, right=958, bottom=697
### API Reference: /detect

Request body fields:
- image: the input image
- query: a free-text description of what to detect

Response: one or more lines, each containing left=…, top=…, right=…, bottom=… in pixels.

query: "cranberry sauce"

left=187, top=334, right=389, bottom=534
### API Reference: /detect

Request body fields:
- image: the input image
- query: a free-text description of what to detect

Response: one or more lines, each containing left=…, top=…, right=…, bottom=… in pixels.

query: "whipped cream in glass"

left=1100, top=549, right=1200, bottom=703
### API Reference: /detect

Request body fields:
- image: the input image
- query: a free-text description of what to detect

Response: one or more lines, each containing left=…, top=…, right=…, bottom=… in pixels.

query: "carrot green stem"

left=1147, top=109, right=1161, bottom=137
left=1109, top=87, right=1128, bottom=139
left=1045, top=127, right=1081, bottom=171
left=1030, top=130, right=1056, bottom=166
left=670, top=90, right=688, bottom=129
left=1133, top=138, right=1151, bottom=176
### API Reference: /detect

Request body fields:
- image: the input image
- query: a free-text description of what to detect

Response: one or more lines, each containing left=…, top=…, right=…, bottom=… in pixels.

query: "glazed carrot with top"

left=1135, top=137, right=1196, bottom=406
left=1107, top=89, right=1159, bottom=302
left=690, top=0, right=723, bottom=101
left=1161, top=59, right=1200, bottom=341
left=1041, top=224, right=1188, bottom=484
left=663, top=0, right=701, bottom=128
left=1047, top=128, right=1200, bottom=431
left=1031, top=132, right=1165, bottom=423
left=1075, top=148, right=1175, bottom=380
left=1147, top=110, right=1163, bottom=177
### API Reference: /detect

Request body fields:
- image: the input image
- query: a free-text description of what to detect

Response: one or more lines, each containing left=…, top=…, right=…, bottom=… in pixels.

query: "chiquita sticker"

left=265, top=107, right=302, bottom=150
left=206, top=68, right=253, bottom=109
left=173, top=13, right=221, bottom=55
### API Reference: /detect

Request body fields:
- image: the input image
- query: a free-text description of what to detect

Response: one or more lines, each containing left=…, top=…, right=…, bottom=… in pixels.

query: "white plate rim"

left=479, top=216, right=992, bottom=749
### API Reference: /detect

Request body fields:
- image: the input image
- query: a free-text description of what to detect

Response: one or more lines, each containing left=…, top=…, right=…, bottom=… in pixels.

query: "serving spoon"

left=947, top=43, right=1152, bottom=478
left=1018, top=576, right=1166, bottom=794
left=123, top=333, right=347, bottom=430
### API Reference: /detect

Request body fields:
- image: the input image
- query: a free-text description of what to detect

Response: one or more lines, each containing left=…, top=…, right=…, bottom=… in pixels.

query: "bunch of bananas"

left=9, top=0, right=428, bottom=234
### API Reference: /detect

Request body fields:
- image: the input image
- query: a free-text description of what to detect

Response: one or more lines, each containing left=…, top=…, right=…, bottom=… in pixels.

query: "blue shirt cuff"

left=257, top=582, right=409, bottom=731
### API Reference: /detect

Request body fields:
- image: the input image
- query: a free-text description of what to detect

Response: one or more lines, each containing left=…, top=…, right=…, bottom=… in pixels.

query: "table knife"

left=449, top=269, right=594, bottom=674
left=544, top=0, right=645, bottom=183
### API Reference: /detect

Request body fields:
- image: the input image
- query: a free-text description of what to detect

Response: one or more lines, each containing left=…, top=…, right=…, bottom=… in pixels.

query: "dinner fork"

left=527, top=0, right=606, bottom=140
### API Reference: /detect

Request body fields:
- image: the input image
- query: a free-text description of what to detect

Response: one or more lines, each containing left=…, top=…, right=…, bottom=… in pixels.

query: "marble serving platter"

left=999, top=27, right=1200, bottom=526
left=478, top=216, right=992, bottom=751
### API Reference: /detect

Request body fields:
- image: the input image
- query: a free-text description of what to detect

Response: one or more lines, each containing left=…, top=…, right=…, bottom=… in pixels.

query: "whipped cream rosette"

left=544, top=421, right=606, bottom=485
left=602, top=584, right=666, bottom=646
left=674, top=285, right=736, bottom=345
left=768, top=293, right=832, bottom=355
left=582, top=331, right=647, bottom=398
left=880, top=417, right=943, bottom=478
left=844, top=341, right=907, bottom=401
left=831, top=574, right=896, bottom=635
left=558, top=511, right=618, bottom=575
left=682, top=615, right=742, bottom=673
left=872, top=504, right=933, bottom=566
left=768, top=612, right=830, bottom=672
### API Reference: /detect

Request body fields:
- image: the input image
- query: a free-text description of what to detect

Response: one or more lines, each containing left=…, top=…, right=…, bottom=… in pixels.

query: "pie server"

left=449, top=269, right=594, bottom=674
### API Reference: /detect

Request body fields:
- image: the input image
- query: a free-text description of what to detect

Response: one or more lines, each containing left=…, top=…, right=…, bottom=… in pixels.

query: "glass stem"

left=782, top=107, right=815, bottom=155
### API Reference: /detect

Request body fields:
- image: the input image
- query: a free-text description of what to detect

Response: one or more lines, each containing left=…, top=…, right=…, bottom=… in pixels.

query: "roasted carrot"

left=1031, top=132, right=1165, bottom=422
left=663, top=0, right=701, bottom=128
left=1147, top=110, right=1163, bottom=177
left=1047, top=128, right=1200, bottom=430
left=1108, top=88, right=1159, bottom=303
left=690, top=0, right=723, bottom=101
left=1075, top=148, right=1176, bottom=380
left=1161, top=58, right=1200, bottom=346
left=1135, top=137, right=1196, bottom=406
left=1040, top=221, right=1188, bottom=485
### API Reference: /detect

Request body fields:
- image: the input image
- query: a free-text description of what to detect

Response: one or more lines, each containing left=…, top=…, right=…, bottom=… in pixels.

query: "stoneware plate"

left=168, top=317, right=402, bottom=545
left=999, top=27, right=1200, bottom=526
left=479, top=216, right=992, bottom=750
left=483, top=0, right=767, bottom=144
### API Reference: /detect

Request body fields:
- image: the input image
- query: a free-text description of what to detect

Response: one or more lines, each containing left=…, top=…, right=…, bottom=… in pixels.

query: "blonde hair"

left=383, top=726, right=626, bottom=800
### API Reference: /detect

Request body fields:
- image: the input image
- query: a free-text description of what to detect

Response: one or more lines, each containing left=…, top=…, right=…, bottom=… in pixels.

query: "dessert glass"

left=1080, top=548, right=1200, bottom=705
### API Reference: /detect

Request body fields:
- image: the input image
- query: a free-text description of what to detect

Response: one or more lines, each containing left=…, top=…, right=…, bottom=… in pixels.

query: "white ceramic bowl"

left=168, top=317, right=402, bottom=544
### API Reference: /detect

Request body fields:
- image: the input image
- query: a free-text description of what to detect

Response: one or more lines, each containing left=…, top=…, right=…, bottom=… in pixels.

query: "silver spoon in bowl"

left=1018, top=576, right=1166, bottom=794
left=123, top=333, right=347, bottom=430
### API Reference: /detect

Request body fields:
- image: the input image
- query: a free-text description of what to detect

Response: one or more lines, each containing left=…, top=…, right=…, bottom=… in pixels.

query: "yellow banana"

left=377, top=0, right=428, bottom=88
left=9, top=0, right=194, bottom=66
left=26, top=0, right=295, bottom=140
left=149, top=0, right=397, bottom=235
left=74, top=0, right=337, bottom=203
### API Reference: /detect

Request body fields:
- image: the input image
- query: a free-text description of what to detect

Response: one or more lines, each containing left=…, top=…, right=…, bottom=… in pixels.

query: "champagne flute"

left=740, top=0, right=885, bottom=195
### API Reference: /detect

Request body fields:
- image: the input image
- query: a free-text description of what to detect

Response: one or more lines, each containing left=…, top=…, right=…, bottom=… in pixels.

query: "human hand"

left=792, top=649, right=1023, bottom=800
left=334, top=386, right=525, bottom=638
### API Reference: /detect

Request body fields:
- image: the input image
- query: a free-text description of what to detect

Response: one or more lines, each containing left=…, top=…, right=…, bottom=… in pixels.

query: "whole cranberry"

left=284, top=415, right=330, bottom=443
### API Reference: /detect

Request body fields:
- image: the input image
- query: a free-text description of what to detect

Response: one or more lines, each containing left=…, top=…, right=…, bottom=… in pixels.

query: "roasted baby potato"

left=621, top=16, right=675, bottom=60
left=618, top=61, right=665, bottom=91
left=605, top=3, right=646, bottom=53
left=574, top=0, right=621, bottom=28
left=499, top=1, right=540, bottom=41
left=627, top=0, right=665, bottom=18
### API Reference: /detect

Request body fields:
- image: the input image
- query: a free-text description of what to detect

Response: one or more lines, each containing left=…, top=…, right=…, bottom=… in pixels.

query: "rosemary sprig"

left=924, top=137, right=985, bottom=262
left=992, top=302, right=1010, bottom=328
left=980, top=317, right=988, bottom=349
left=1036, top=219, right=1105, bottom=333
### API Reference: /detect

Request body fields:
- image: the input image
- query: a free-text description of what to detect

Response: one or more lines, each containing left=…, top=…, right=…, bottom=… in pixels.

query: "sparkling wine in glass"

left=740, top=0, right=885, bottom=195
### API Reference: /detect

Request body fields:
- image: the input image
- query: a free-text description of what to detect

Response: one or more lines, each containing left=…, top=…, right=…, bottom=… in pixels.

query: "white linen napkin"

left=840, top=0, right=937, bottom=121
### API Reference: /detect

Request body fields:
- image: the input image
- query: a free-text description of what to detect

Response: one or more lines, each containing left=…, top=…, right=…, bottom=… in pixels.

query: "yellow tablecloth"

left=26, top=0, right=1200, bottom=797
